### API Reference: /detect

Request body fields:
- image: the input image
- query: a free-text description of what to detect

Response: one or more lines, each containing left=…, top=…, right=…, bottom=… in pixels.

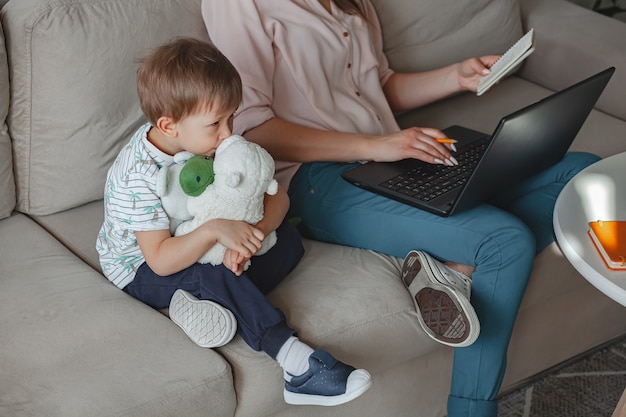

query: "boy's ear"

left=156, top=116, right=178, bottom=138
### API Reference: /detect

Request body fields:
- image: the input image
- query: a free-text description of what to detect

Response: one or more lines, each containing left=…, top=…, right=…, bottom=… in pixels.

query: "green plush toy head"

left=179, top=155, right=215, bottom=196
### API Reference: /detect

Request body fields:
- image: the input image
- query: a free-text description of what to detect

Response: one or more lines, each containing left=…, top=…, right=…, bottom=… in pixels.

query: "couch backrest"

left=1, top=0, right=523, bottom=216
left=1, top=0, right=210, bottom=216
left=370, top=0, right=523, bottom=72
left=0, top=15, right=15, bottom=220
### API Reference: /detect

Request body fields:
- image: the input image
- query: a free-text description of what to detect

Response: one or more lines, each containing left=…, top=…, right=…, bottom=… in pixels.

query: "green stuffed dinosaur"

left=155, top=151, right=215, bottom=234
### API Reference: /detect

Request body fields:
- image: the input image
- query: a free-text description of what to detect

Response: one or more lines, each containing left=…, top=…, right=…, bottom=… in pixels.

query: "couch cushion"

left=32, top=200, right=104, bottom=271
left=0, top=16, right=15, bottom=220
left=0, top=213, right=236, bottom=417
left=30, top=200, right=450, bottom=417
left=1, top=0, right=209, bottom=216
left=370, top=0, right=523, bottom=72
left=216, top=239, right=444, bottom=417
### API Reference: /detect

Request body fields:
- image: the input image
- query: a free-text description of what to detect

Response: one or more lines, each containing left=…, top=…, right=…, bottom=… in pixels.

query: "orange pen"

left=436, top=137, right=457, bottom=153
left=436, top=138, right=458, bottom=144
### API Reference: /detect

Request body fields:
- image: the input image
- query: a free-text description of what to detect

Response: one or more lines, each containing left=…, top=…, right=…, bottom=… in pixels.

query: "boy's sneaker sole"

left=401, top=251, right=480, bottom=347
left=169, top=289, right=237, bottom=348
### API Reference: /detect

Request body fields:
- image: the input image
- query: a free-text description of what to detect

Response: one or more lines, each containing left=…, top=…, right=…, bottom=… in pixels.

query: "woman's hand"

left=371, top=127, right=458, bottom=166
left=455, top=55, right=500, bottom=92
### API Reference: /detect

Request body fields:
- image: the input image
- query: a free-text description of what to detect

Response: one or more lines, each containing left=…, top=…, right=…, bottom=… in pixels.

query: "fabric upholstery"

left=370, top=0, right=523, bottom=72
left=0, top=213, right=236, bottom=417
left=3, top=0, right=626, bottom=416
left=0, top=16, right=14, bottom=220
left=1, top=0, right=209, bottom=215
left=519, top=0, right=626, bottom=121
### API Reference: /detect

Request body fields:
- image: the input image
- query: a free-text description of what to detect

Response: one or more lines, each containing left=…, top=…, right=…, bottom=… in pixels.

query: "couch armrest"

left=518, top=0, right=626, bottom=121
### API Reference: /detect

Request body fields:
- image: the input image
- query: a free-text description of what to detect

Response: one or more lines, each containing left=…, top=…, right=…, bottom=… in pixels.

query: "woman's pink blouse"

left=203, top=0, right=400, bottom=188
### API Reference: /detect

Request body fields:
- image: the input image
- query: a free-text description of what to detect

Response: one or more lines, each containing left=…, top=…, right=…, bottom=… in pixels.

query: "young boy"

left=96, top=37, right=372, bottom=407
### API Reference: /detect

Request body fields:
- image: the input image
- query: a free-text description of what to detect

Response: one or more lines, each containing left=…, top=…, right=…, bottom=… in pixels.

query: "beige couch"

left=1, top=0, right=626, bottom=416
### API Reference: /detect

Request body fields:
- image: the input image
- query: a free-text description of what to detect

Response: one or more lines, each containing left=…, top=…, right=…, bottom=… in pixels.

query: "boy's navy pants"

left=125, top=221, right=304, bottom=359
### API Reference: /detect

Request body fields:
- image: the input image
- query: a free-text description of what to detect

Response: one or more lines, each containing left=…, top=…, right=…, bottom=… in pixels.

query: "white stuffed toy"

left=157, top=135, right=278, bottom=269
left=155, top=151, right=199, bottom=234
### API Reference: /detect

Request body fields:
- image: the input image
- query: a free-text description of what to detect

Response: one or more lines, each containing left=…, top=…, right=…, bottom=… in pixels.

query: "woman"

left=202, top=1, right=599, bottom=415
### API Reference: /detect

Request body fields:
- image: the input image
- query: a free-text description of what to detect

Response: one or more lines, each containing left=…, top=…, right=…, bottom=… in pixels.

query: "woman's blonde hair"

left=137, top=37, right=242, bottom=125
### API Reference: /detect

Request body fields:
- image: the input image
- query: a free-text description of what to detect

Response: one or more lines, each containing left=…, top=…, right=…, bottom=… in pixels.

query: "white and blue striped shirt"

left=97, top=123, right=174, bottom=288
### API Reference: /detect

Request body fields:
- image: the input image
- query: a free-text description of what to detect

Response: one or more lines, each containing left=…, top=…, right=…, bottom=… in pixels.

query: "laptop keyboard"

left=379, top=137, right=490, bottom=202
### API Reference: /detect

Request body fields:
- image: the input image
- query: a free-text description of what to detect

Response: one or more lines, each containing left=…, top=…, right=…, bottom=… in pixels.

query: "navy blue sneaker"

left=283, top=349, right=372, bottom=406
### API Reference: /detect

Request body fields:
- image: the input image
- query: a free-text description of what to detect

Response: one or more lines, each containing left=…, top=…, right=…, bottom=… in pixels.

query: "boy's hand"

left=223, top=248, right=251, bottom=276
left=135, top=219, right=264, bottom=277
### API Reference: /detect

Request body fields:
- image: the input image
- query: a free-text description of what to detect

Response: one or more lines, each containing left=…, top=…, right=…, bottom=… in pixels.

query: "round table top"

left=553, top=152, right=626, bottom=307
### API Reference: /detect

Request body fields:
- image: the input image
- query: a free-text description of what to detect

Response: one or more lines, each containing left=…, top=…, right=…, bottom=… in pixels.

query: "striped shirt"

left=97, top=123, right=174, bottom=288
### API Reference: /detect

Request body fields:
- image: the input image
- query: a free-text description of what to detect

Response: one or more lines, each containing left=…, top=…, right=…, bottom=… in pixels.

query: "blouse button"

left=343, top=31, right=349, bottom=37
left=347, top=63, right=352, bottom=69
left=356, top=91, right=361, bottom=97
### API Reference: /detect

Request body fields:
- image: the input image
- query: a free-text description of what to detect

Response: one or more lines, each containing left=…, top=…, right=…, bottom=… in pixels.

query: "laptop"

left=341, top=67, right=615, bottom=217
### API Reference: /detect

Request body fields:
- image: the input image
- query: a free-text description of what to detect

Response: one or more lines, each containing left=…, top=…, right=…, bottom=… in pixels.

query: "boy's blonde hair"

left=137, top=37, right=242, bottom=125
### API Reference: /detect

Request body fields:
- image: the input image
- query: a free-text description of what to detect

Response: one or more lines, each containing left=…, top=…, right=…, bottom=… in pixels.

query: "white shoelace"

left=432, top=260, right=472, bottom=299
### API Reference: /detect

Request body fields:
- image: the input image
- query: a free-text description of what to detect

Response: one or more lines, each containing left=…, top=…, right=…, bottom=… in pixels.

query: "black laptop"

left=341, top=67, right=614, bottom=217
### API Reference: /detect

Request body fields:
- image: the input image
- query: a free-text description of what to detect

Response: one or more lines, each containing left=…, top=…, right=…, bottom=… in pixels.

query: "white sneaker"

left=430, top=258, right=472, bottom=300
left=401, top=250, right=479, bottom=347
left=169, top=289, right=237, bottom=348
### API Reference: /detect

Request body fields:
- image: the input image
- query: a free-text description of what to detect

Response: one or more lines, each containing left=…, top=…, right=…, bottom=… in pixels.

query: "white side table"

left=553, top=152, right=626, bottom=307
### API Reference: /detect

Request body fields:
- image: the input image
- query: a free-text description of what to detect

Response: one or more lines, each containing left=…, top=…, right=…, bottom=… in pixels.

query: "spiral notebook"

left=588, top=220, right=626, bottom=270
left=341, top=67, right=614, bottom=217
left=477, top=28, right=535, bottom=96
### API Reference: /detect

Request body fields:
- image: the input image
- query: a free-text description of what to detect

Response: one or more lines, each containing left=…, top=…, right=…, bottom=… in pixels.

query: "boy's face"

left=175, top=105, right=235, bottom=157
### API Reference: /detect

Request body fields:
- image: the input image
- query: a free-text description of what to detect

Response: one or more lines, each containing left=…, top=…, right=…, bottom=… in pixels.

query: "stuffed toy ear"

left=266, top=179, right=278, bottom=196
left=225, top=172, right=243, bottom=188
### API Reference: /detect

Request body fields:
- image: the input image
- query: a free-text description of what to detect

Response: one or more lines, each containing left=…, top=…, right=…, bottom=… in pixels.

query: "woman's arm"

left=244, top=117, right=457, bottom=166
left=244, top=118, right=377, bottom=163
left=244, top=56, right=500, bottom=167
left=383, top=57, right=500, bottom=112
